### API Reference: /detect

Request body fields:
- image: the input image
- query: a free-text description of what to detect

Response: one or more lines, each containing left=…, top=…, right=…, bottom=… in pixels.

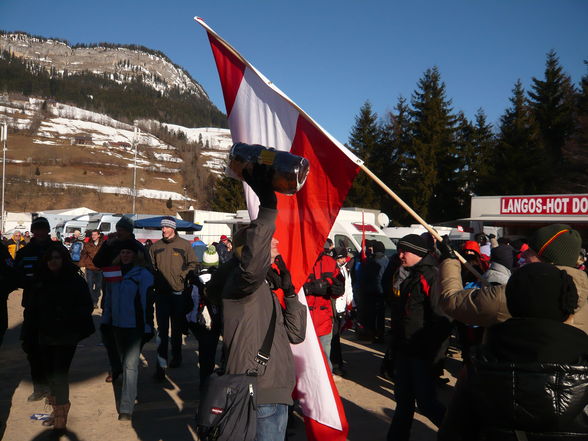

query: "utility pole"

left=1, top=122, right=6, bottom=235
left=132, top=126, right=139, bottom=216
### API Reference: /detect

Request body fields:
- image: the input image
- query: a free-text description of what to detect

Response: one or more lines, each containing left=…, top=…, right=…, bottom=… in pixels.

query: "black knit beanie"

left=397, top=234, right=428, bottom=257
left=31, top=216, right=50, bottom=231
left=116, top=216, right=134, bottom=233
left=491, top=244, right=514, bottom=270
left=529, top=224, right=581, bottom=268
left=506, top=262, right=578, bottom=322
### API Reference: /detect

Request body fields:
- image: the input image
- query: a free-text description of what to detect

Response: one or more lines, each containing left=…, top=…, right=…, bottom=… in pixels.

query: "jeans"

left=387, top=352, right=446, bottom=441
left=255, top=403, right=288, bottom=441
left=155, top=291, right=185, bottom=366
left=86, top=269, right=103, bottom=307
left=102, top=325, right=143, bottom=414
left=319, top=331, right=333, bottom=371
left=40, top=345, right=76, bottom=405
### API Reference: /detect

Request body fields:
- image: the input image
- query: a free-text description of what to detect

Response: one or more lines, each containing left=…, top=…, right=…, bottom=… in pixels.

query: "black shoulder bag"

left=196, top=294, right=277, bottom=441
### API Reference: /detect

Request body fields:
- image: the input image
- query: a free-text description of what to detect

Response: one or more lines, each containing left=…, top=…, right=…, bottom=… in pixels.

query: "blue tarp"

left=133, top=216, right=202, bottom=232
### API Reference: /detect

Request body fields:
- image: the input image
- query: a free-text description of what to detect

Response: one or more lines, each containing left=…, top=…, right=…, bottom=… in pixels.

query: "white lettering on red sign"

left=500, top=196, right=588, bottom=215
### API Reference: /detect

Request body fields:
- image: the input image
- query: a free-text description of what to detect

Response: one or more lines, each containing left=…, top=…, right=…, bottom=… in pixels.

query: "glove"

left=438, top=235, right=457, bottom=261
left=243, top=163, right=277, bottom=209
left=274, top=255, right=295, bottom=297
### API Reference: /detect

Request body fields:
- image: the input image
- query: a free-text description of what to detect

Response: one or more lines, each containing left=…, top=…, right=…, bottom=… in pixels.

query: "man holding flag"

left=195, top=16, right=361, bottom=440
left=207, top=165, right=307, bottom=440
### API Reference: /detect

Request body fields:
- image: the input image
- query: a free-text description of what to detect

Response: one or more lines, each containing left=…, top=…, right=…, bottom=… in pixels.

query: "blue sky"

left=1, top=1, right=586, bottom=142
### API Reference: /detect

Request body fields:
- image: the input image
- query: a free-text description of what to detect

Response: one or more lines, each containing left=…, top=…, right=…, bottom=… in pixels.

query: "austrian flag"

left=195, top=17, right=361, bottom=441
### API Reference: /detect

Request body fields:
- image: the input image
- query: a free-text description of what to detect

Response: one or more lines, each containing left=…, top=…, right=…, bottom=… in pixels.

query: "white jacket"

left=335, top=263, right=354, bottom=314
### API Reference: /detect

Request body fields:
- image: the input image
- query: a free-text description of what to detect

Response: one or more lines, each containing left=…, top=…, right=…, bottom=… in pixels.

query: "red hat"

left=462, top=240, right=481, bottom=255
left=220, top=235, right=228, bottom=241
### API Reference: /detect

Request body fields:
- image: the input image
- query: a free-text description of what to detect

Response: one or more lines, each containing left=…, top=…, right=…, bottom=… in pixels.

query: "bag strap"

left=253, top=291, right=278, bottom=369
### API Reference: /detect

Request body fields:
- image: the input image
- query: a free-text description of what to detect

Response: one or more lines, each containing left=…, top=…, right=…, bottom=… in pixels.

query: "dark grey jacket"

left=209, top=207, right=307, bottom=405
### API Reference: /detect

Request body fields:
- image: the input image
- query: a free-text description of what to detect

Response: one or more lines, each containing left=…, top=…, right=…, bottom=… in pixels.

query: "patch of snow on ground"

left=152, top=152, right=183, bottom=163
left=162, top=124, right=232, bottom=151
left=36, top=180, right=191, bottom=201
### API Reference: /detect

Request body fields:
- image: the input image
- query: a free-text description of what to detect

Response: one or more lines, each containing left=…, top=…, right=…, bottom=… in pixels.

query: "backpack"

left=70, top=241, right=83, bottom=262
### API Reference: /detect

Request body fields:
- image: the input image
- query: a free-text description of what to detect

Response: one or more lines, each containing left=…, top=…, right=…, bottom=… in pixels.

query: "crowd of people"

left=1, top=186, right=588, bottom=440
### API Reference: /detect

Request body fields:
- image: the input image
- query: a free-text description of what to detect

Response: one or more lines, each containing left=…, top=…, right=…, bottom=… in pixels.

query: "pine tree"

left=555, top=60, right=588, bottom=193
left=454, top=111, right=475, bottom=201
left=209, top=176, right=247, bottom=212
left=469, top=109, right=496, bottom=195
left=528, top=50, right=576, bottom=165
left=408, top=67, right=458, bottom=222
left=379, top=96, right=412, bottom=224
left=345, top=101, right=381, bottom=209
left=493, top=80, right=546, bottom=195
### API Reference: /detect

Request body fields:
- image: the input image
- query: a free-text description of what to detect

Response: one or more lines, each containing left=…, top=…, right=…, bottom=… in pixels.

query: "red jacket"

left=304, top=253, right=344, bottom=337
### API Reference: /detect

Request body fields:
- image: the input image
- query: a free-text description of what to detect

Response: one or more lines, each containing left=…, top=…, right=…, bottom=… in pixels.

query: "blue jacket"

left=101, top=265, right=154, bottom=332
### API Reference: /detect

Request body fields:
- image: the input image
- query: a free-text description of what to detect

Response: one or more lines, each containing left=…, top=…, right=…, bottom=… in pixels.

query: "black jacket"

left=396, top=253, right=451, bottom=360
left=15, top=237, right=61, bottom=309
left=25, top=272, right=95, bottom=345
left=439, top=318, right=588, bottom=441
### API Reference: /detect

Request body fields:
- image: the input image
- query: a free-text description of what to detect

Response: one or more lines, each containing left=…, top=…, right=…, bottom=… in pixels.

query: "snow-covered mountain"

left=0, top=32, right=206, bottom=97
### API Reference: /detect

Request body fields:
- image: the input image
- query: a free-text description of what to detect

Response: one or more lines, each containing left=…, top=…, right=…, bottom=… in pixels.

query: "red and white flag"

left=195, top=17, right=361, bottom=440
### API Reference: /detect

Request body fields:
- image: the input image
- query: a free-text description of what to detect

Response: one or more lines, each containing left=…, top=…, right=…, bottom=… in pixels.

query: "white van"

left=85, top=213, right=124, bottom=235
left=55, top=214, right=93, bottom=239
left=383, top=225, right=453, bottom=244
left=328, top=208, right=396, bottom=257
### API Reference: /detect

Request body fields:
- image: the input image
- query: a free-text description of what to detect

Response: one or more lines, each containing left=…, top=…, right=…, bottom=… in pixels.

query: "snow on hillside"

left=0, top=95, right=232, bottom=175
left=38, top=117, right=174, bottom=150
left=162, top=124, right=233, bottom=151
left=37, top=181, right=191, bottom=201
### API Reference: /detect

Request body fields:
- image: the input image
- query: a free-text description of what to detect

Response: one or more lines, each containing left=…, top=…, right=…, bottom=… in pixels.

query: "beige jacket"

left=439, top=259, right=588, bottom=334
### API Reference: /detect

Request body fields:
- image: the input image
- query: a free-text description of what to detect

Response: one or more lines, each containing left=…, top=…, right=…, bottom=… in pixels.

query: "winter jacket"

left=304, top=252, right=344, bottom=337
left=27, top=272, right=95, bottom=346
left=482, top=262, right=511, bottom=286
left=439, top=318, right=588, bottom=441
left=101, top=265, right=154, bottom=333
left=207, top=207, right=307, bottom=406
left=79, top=238, right=103, bottom=271
left=6, top=235, right=26, bottom=259
left=440, top=259, right=588, bottom=334
left=395, top=253, right=452, bottom=360
left=361, top=253, right=389, bottom=295
left=15, top=237, right=61, bottom=310
left=214, top=241, right=233, bottom=264
left=149, top=234, right=197, bottom=292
